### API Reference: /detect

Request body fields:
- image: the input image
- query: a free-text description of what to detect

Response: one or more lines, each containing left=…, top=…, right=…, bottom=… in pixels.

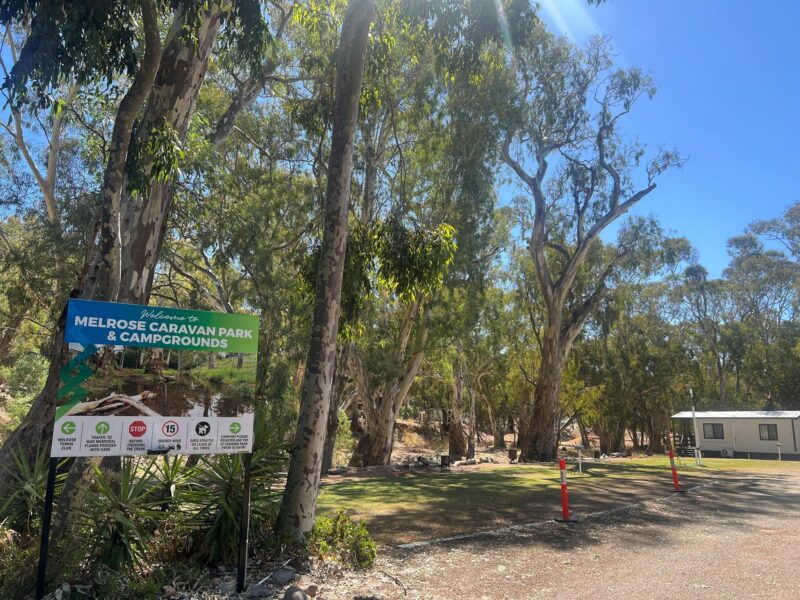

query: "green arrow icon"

left=60, top=421, right=76, bottom=435
left=229, top=422, right=241, bottom=434
left=95, top=421, right=111, bottom=435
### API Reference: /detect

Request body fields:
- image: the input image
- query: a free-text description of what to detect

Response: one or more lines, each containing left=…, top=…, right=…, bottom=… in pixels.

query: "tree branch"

left=207, top=2, right=295, bottom=146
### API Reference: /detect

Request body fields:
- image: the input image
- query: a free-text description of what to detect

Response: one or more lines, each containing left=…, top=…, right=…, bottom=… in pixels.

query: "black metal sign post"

left=35, top=457, right=59, bottom=600
left=236, top=452, right=253, bottom=593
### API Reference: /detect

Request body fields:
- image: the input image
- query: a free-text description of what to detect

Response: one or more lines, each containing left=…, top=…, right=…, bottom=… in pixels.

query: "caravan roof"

left=672, top=410, right=800, bottom=419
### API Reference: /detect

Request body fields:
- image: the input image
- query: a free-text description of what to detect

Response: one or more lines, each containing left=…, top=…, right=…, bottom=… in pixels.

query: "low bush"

left=0, top=525, right=39, bottom=600
left=82, top=458, right=162, bottom=570
left=0, top=445, right=65, bottom=535
left=309, top=511, right=377, bottom=569
left=0, top=411, right=289, bottom=595
left=332, top=410, right=356, bottom=468
left=183, top=421, right=286, bottom=563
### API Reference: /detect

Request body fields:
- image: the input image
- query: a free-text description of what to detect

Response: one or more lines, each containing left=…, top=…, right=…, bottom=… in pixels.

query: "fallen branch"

left=379, top=570, right=407, bottom=597
left=64, top=391, right=160, bottom=417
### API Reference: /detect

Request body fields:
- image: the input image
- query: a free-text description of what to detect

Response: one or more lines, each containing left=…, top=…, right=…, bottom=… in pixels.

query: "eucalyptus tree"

left=276, top=0, right=375, bottom=543
left=343, top=218, right=456, bottom=466
left=678, top=264, right=737, bottom=405
left=0, top=0, right=273, bottom=517
left=0, top=28, right=102, bottom=364
left=501, top=31, right=683, bottom=461
left=337, top=0, right=538, bottom=466
left=723, top=235, right=799, bottom=405
left=751, top=201, right=800, bottom=261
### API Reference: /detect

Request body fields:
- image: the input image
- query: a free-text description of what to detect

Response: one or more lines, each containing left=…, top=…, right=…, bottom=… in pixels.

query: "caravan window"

left=703, top=423, right=724, bottom=439
left=759, top=424, right=778, bottom=441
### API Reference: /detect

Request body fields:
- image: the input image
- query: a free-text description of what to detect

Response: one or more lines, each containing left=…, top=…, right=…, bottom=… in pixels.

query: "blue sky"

left=530, top=0, right=800, bottom=277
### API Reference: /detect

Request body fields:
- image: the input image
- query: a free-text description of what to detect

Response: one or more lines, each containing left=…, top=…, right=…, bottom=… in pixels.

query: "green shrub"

left=0, top=526, right=39, bottom=600
left=83, top=458, right=162, bottom=570
left=332, top=410, right=356, bottom=468
left=309, top=511, right=377, bottom=569
left=2, top=353, right=48, bottom=397
left=182, top=419, right=286, bottom=564
left=0, top=445, right=65, bottom=535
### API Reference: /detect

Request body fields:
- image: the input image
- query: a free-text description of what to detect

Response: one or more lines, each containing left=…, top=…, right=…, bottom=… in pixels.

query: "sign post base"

left=35, top=457, right=58, bottom=600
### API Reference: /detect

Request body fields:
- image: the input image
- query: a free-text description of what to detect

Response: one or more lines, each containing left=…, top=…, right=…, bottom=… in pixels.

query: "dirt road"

left=320, top=470, right=800, bottom=599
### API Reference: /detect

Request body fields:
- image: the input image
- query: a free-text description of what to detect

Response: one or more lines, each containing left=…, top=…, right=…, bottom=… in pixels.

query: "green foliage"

left=183, top=426, right=286, bottom=564
left=0, top=395, right=36, bottom=442
left=190, top=365, right=256, bottom=386
left=83, top=458, right=162, bottom=570
left=332, top=410, right=356, bottom=469
left=127, top=118, right=185, bottom=197
left=1, top=1, right=140, bottom=109
left=0, top=526, right=40, bottom=600
left=183, top=454, right=248, bottom=564
left=1, top=1, right=273, bottom=109
left=0, top=353, right=48, bottom=397
left=299, top=222, right=379, bottom=338
left=146, top=119, right=185, bottom=185
left=0, top=446, right=65, bottom=535
left=309, top=511, right=377, bottom=569
left=300, top=217, right=457, bottom=335
left=378, top=217, right=457, bottom=301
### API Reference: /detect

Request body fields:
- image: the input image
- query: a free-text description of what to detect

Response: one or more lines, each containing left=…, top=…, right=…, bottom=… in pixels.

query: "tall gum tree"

left=320, top=0, right=534, bottom=468
left=0, top=0, right=271, bottom=495
left=501, top=35, right=682, bottom=461
left=276, top=0, right=375, bottom=543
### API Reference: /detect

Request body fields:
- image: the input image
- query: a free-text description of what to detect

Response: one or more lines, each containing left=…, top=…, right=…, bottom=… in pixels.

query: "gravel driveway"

left=318, top=469, right=800, bottom=599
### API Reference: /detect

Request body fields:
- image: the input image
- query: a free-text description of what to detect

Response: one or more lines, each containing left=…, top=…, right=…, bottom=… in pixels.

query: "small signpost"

left=36, top=299, right=260, bottom=599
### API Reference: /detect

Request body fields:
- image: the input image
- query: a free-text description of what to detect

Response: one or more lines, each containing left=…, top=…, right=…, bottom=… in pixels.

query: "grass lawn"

left=316, top=457, right=800, bottom=545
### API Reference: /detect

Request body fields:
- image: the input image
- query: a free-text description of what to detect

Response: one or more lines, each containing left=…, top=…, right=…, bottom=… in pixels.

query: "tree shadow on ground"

left=377, top=471, right=800, bottom=558
left=318, top=463, right=800, bottom=548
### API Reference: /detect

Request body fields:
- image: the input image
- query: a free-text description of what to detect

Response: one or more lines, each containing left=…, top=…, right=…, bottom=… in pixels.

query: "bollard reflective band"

left=558, top=458, right=570, bottom=521
left=668, top=449, right=681, bottom=491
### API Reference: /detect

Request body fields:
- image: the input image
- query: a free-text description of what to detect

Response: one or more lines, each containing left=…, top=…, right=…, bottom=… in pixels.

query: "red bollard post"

left=555, top=458, right=576, bottom=522
left=668, top=449, right=686, bottom=493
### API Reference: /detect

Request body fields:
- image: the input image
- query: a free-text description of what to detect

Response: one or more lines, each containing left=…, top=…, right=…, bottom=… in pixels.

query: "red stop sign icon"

left=128, top=420, right=147, bottom=438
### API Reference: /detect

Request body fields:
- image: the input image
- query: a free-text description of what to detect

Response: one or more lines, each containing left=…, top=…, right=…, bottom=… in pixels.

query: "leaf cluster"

left=299, top=216, right=456, bottom=336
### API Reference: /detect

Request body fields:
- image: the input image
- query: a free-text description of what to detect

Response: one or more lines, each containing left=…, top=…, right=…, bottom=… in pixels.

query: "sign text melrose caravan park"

left=50, top=299, right=260, bottom=458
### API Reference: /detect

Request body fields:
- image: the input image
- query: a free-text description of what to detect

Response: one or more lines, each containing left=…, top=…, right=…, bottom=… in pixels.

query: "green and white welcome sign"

left=51, top=299, right=259, bottom=458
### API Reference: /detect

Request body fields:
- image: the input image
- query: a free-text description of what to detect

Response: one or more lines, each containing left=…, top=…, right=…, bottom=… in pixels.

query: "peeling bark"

left=93, top=0, right=161, bottom=302
left=118, top=5, right=224, bottom=304
left=348, top=302, right=429, bottom=466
